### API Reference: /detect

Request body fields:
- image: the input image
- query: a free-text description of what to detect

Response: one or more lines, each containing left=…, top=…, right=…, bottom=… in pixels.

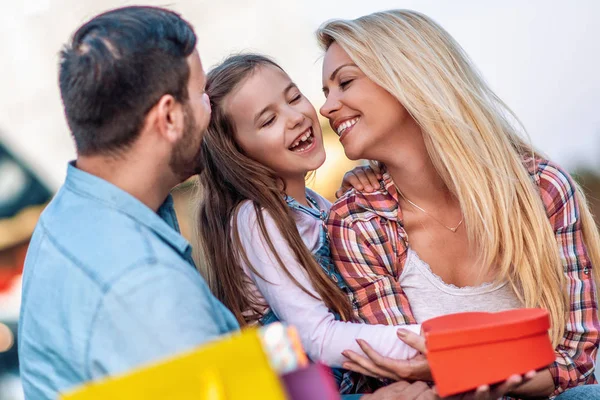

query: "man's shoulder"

left=32, top=188, right=181, bottom=285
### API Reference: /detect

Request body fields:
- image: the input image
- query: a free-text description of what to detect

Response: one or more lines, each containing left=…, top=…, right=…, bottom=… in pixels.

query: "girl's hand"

left=336, top=164, right=382, bottom=198
left=342, top=329, right=432, bottom=381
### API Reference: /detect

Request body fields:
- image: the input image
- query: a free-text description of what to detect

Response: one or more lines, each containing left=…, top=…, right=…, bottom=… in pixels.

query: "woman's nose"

left=319, top=93, right=341, bottom=119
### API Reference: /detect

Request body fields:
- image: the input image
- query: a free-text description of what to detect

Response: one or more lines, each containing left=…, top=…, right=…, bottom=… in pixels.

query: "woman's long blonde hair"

left=317, top=9, right=600, bottom=345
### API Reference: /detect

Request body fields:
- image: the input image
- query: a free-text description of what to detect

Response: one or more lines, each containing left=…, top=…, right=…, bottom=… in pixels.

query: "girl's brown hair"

left=195, top=54, right=353, bottom=326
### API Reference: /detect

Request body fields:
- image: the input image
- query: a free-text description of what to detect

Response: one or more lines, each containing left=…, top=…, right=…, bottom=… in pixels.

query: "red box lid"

left=422, top=308, right=550, bottom=352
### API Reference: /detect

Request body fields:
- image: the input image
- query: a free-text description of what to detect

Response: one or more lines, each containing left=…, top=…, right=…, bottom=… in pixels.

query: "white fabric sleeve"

left=235, top=202, right=421, bottom=368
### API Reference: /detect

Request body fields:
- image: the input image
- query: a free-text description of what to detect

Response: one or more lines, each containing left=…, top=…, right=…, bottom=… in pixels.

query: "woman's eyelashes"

left=339, top=79, right=354, bottom=90
left=320, top=78, right=355, bottom=99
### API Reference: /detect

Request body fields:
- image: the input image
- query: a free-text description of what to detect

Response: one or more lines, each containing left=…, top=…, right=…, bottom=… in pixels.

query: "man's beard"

left=169, top=106, right=204, bottom=182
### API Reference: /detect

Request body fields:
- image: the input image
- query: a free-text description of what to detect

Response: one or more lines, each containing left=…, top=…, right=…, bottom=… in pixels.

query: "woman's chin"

left=342, top=147, right=364, bottom=161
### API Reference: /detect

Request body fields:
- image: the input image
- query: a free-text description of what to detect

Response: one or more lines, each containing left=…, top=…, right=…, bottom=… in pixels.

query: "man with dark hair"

left=18, top=6, right=238, bottom=399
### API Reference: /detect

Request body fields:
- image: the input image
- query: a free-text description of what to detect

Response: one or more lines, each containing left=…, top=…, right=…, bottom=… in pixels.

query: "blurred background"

left=0, top=0, right=599, bottom=398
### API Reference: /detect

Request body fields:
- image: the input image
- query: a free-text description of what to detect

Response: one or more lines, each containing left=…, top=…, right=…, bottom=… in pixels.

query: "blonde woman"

left=318, top=10, right=600, bottom=399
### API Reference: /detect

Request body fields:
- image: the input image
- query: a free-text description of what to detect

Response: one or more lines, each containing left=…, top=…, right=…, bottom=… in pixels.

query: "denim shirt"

left=18, top=162, right=239, bottom=400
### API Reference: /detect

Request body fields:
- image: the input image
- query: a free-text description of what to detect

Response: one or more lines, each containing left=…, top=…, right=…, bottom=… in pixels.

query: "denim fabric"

left=260, top=192, right=367, bottom=394
left=554, top=384, right=600, bottom=400
left=18, top=163, right=239, bottom=400
left=260, top=192, right=348, bottom=322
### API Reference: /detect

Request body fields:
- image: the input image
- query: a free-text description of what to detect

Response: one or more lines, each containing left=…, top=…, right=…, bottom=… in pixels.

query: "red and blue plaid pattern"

left=327, top=157, right=599, bottom=397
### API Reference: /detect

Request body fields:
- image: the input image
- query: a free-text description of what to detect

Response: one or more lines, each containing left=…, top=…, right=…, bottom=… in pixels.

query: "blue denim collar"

left=285, top=190, right=322, bottom=219
left=64, top=161, right=190, bottom=256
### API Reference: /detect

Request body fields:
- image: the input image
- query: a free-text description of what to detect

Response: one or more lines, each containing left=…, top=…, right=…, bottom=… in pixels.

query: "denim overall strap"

left=258, top=193, right=372, bottom=395
left=259, top=194, right=347, bottom=324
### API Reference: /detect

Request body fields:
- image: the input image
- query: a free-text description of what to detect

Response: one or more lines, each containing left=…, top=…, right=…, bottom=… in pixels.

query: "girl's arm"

left=236, top=202, right=420, bottom=368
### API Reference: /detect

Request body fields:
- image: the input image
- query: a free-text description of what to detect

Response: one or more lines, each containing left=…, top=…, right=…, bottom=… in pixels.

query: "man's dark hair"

left=59, top=6, right=197, bottom=155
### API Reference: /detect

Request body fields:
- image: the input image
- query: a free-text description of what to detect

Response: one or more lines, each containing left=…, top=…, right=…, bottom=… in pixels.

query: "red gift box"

left=423, top=308, right=555, bottom=397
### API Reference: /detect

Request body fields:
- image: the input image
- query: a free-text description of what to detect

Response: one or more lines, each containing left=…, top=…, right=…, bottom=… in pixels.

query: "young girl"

left=195, top=54, right=422, bottom=395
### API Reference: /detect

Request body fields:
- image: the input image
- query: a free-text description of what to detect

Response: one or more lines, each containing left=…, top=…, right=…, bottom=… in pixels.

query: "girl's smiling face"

left=225, top=64, right=325, bottom=181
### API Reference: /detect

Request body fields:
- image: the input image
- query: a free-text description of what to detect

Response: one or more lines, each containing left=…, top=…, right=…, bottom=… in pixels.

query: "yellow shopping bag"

left=61, top=328, right=288, bottom=400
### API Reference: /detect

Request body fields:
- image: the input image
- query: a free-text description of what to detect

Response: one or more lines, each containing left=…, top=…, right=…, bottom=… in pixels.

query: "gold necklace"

left=394, top=184, right=464, bottom=233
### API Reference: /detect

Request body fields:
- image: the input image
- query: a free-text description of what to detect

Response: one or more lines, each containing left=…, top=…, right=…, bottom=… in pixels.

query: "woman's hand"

left=443, top=371, right=536, bottom=400
left=363, top=372, right=535, bottom=400
left=342, top=328, right=432, bottom=381
left=336, top=164, right=382, bottom=199
left=363, top=381, right=435, bottom=400
left=343, top=328, right=538, bottom=399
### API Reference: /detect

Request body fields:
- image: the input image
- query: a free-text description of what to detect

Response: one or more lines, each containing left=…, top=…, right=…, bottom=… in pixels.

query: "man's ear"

left=152, top=94, right=185, bottom=143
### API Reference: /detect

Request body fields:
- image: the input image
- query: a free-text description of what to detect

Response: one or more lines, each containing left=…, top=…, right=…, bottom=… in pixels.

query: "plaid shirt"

left=327, top=157, right=599, bottom=397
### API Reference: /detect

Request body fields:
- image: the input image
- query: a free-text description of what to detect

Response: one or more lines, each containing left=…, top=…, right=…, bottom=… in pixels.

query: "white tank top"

left=399, top=249, right=523, bottom=323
